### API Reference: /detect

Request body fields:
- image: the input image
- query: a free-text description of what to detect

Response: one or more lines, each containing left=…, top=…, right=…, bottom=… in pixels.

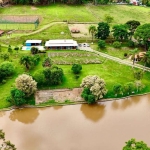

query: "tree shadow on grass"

left=80, top=103, right=106, bottom=122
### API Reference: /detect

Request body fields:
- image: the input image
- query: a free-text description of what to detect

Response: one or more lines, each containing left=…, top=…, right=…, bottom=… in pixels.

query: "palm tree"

left=20, top=55, right=33, bottom=70
left=130, top=48, right=139, bottom=65
left=141, top=51, right=150, bottom=67
left=89, top=25, right=97, bottom=43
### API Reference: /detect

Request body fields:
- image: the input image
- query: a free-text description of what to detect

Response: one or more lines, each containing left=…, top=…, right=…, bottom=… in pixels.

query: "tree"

left=43, top=66, right=64, bottom=85
left=123, top=138, right=150, bottom=150
left=33, top=70, right=45, bottom=87
left=42, top=57, right=53, bottom=67
left=130, top=48, right=139, bottom=65
left=126, top=20, right=140, bottom=40
left=112, top=24, right=129, bottom=41
left=0, top=61, right=14, bottom=82
left=0, top=129, right=16, bottom=150
left=20, top=55, right=33, bottom=70
left=31, top=47, right=39, bottom=55
left=95, top=22, right=110, bottom=40
left=80, top=75, right=107, bottom=101
left=104, top=14, right=114, bottom=24
left=71, top=64, right=82, bottom=74
left=14, top=46, right=19, bottom=53
left=15, top=74, right=37, bottom=96
left=81, top=87, right=96, bottom=104
left=141, top=50, right=150, bottom=67
left=134, top=23, right=150, bottom=50
left=8, top=45, right=13, bottom=53
left=123, top=82, right=135, bottom=95
left=113, top=83, right=122, bottom=96
left=89, top=25, right=97, bottom=43
left=113, top=41, right=121, bottom=48
left=98, top=40, right=106, bottom=49
left=7, top=88, right=26, bottom=106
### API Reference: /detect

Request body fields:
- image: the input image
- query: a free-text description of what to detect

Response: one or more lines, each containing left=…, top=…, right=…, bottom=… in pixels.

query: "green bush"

left=81, top=88, right=96, bottom=104
left=127, top=40, right=135, bottom=47
left=0, top=61, right=14, bottom=82
left=98, top=40, right=106, bottom=49
left=113, top=41, right=121, bottom=48
left=31, top=47, right=39, bottom=55
left=71, top=64, right=82, bottom=74
left=33, top=70, right=45, bottom=87
left=7, top=88, right=26, bottom=106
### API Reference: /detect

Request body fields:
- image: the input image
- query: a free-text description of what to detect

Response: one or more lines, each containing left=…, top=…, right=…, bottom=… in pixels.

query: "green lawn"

left=0, top=48, right=150, bottom=108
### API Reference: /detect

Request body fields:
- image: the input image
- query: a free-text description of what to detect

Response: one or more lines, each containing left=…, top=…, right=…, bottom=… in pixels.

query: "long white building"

left=45, top=39, right=78, bottom=50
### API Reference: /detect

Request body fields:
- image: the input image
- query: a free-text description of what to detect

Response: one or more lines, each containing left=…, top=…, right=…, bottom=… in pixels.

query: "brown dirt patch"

left=35, top=88, right=84, bottom=104
left=68, top=23, right=97, bottom=38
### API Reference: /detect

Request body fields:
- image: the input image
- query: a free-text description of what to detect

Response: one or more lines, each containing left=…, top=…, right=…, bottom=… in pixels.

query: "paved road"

left=78, top=45, right=150, bottom=72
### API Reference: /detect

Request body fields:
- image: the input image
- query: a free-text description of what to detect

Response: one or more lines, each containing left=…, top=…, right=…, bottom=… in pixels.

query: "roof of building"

left=45, top=39, right=78, bottom=47
left=26, top=40, right=42, bottom=43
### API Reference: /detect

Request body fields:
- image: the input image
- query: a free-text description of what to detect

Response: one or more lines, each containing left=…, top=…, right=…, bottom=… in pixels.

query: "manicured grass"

left=90, top=43, right=132, bottom=59
left=0, top=48, right=150, bottom=108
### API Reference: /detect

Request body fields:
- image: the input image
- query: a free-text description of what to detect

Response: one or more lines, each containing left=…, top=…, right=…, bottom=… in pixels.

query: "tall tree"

left=134, top=23, right=150, bottom=50
left=141, top=50, right=150, bottom=67
left=95, top=22, right=110, bottom=40
left=89, top=25, right=97, bottom=43
left=112, top=24, right=129, bottom=41
left=20, top=55, right=33, bottom=70
left=126, top=20, right=140, bottom=40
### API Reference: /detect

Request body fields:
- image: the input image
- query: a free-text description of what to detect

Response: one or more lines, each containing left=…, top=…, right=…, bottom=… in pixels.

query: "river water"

left=0, top=94, right=150, bottom=150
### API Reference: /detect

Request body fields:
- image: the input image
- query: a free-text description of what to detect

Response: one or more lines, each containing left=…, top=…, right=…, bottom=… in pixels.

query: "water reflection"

left=80, top=104, right=105, bottom=122
left=9, top=108, right=39, bottom=124
left=121, top=99, right=132, bottom=109
left=53, top=106, right=63, bottom=110
left=0, top=111, right=5, bottom=117
left=111, top=101, right=119, bottom=110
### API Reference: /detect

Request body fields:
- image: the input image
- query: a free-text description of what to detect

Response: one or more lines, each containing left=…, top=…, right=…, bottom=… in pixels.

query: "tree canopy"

left=95, top=22, right=110, bottom=40
left=134, top=23, right=150, bottom=50
left=123, top=138, right=150, bottom=150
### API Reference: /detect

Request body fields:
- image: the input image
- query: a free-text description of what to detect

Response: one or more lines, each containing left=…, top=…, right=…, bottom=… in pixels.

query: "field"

left=0, top=4, right=150, bottom=108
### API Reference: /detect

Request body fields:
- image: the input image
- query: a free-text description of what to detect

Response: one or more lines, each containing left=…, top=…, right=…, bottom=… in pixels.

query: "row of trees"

left=2, top=0, right=150, bottom=6
left=89, top=20, right=150, bottom=51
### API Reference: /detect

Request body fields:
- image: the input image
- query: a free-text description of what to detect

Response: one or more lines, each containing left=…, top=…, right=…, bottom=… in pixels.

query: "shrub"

left=42, top=57, right=52, bottom=67
left=15, top=74, right=37, bottom=96
left=31, top=47, right=39, bottom=55
left=33, top=70, right=45, bottom=86
left=0, top=61, right=14, bottom=82
left=8, top=45, right=13, bottom=53
left=71, top=64, right=82, bottom=74
left=98, top=40, right=106, bottom=49
left=43, top=66, right=64, bottom=85
left=7, top=88, right=26, bottom=106
left=81, top=87, right=96, bottom=104
left=127, top=40, right=135, bottom=47
left=113, top=41, right=121, bottom=48
left=14, top=46, right=19, bottom=53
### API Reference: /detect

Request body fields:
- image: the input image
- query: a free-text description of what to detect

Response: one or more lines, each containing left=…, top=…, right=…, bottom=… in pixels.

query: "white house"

left=45, top=39, right=78, bottom=50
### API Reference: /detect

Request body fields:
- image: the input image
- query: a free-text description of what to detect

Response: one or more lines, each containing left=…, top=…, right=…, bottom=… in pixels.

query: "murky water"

left=0, top=94, right=150, bottom=150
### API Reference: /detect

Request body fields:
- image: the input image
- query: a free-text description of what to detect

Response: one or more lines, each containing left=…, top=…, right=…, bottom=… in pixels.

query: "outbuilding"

left=25, top=40, right=42, bottom=46
left=45, top=39, right=78, bottom=50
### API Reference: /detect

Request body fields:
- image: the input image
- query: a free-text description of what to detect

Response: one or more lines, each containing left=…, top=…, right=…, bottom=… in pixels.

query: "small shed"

left=0, top=30, right=4, bottom=36
left=45, top=39, right=78, bottom=50
left=25, top=40, right=42, bottom=46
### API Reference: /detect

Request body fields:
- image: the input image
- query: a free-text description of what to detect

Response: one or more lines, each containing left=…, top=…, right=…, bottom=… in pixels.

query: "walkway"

left=78, top=46, right=150, bottom=72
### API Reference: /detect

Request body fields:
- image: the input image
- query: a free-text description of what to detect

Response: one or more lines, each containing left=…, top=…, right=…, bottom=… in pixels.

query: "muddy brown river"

left=0, top=94, right=150, bottom=150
